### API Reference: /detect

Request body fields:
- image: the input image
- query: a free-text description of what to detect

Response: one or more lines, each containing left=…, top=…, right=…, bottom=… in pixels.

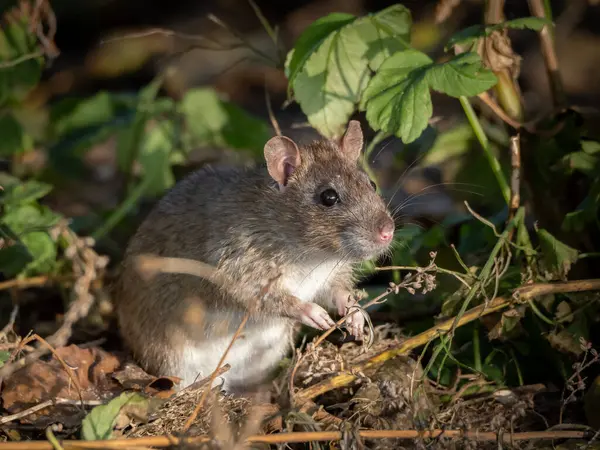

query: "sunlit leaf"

left=426, top=52, right=497, bottom=97
left=0, top=180, right=52, bottom=206
left=81, top=392, right=151, bottom=441
left=288, top=5, right=412, bottom=138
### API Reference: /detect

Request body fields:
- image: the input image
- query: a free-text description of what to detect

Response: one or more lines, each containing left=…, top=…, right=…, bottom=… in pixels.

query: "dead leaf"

left=546, top=330, right=584, bottom=356
left=112, top=362, right=180, bottom=399
left=1, top=345, right=121, bottom=428
left=477, top=30, right=521, bottom=79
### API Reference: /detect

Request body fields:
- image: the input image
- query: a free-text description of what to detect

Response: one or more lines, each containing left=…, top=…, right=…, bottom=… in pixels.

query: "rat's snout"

left=376, top=216, right=395, bottom=244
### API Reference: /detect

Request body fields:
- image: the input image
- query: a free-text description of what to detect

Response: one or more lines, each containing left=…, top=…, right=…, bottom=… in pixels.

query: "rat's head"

left=264, top=121, right=395, bottom=262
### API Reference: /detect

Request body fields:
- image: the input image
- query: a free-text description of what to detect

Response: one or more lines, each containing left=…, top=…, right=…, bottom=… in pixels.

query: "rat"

left=115, top=120, right=395, bottom=392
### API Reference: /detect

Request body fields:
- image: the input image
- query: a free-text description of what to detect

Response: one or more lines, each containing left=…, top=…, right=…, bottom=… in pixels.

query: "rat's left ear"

left=339, top=120, right=363, bottom=162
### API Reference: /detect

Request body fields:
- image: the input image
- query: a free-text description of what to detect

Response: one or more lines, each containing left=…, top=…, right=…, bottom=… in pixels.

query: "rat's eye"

left=369, top=179, right=377, bottom=191
left=320, top=188, right=340, bottom=207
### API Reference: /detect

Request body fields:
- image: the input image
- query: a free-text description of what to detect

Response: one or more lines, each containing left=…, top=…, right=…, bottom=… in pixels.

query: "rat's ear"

left=339, top=120, right=363, bottom=162
left=264, top=136, right=301, bottom=189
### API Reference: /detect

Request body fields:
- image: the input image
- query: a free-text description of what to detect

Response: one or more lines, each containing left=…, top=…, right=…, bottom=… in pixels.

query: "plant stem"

left=460, top=96, right=511, bottom=204
left=473, top=323, right=482, bottom=372
left=92, top=177, right=151, bottom=241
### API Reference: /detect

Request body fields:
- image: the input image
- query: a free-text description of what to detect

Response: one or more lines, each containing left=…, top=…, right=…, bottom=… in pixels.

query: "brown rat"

left=115, top=120, right=395, bottom=391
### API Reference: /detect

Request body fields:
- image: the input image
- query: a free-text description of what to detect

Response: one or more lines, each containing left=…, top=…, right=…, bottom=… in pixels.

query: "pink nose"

left=378, top=220, right=394, bottom=243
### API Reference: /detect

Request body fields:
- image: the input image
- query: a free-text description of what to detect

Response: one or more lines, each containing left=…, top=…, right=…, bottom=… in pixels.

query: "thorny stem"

left=459, top=96, right=511, bottom=205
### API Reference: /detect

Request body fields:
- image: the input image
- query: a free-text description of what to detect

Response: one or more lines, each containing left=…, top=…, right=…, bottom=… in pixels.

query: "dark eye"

left=369, top=179, right=377, bottom=191
left=320, top=188, right=340, bottom=207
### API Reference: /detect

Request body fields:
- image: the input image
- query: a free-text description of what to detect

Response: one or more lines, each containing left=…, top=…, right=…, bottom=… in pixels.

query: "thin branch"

left=508, top=134, right=521, bottom=222
left=264, top=79, right=281, bottom=136
left=527, top=0, right=567, bottom=108
left=0, top=51, right=43, bottom=69
left=477, top=92, right=521, bottom=129
left=0, top=429, right=589, bottom=449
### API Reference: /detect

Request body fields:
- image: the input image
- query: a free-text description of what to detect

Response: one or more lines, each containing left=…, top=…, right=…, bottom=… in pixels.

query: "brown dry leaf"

left=1, top=345, right=121, bottom=428
left=546, top=329, right=584, bottom=356
left=477, top=30, right=521, bottom=79
left=112, top=362, right=180, bottom=399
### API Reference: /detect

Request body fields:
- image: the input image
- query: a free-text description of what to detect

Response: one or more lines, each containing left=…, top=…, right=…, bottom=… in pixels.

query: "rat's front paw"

left=346, top=308, right=365, bottom=340
left=298, top=303, right=336, bottom=330
left=333, top=289, right=365, bottom=340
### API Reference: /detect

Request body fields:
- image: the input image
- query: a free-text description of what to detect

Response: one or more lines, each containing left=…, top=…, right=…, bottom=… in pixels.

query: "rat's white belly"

left=177, top=320, right=292, bottom=390
left=281, top=259, right=340, bottom=303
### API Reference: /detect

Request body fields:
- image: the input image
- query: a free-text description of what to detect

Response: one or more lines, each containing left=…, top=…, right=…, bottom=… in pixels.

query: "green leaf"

left=562, top=151, right=598, bottom=175
left=289, top=5, right=413, bottom=138
left=0, top=180, right=52, bottom=206
left=0, top=242, right=32, bottom=277
left=20, top=231, right=56, bottom=275
left=0, top=350, right=10, bottom=366
left=51, top=92, right=117, bottom=138
left=285, top=13, right=356, bottom=87
left=138, top=120, right=176, bottom=196
left=181, top=88, right=270, bottom=155
left=362, top=51, right=496, bottom=143
left=581, top=139, right=600, bottom=155
left=117, top=76, right=165, bottom=174
left=537, top=229, right=579, bottom=279
left=81, top=392, right=152, bottom=440
left=2, top=203, right=60, bottom=233
left=446, top=17, right=552, bottom=49
left=0, top=113, right=27, bottom=156
left=426, top=52, right=497, bottom=97
left=362, top=50, right=432, bottom=143
left=0, top=14, right=43, bottom=107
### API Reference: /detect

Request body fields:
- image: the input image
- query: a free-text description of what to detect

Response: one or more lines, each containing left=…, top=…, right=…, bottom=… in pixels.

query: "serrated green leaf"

left=0, top=112, right=26, bottom=156
left=446, top=17, right=552, bottom=49
left=537, top=229, right=579, bottom=279
left=181, top=88, right=270, bottom=155
left=289, top=5, right=413, bottom=138
left=0, top=180, right=52, bottom=206
left=426, top=52, right=497, bottom=97
left=362, top=50, right=432, bottom=143
left=285, top=13, right=356, bottom=87
left=81, top=392, right=150, bottom=441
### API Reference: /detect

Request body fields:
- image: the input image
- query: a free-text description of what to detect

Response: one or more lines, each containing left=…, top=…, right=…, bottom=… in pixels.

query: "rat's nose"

left=377, top=218, right=395, bottom=243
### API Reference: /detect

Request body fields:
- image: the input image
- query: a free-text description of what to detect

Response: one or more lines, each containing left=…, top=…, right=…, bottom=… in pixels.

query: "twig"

left=264, top=79, right=281, bottom=136
left=0, top=429, right=588, bottom=449
left=0, top=51, right=43, bottom=69
left=477, top=92, right=521, bottom=129
left=0, top=398, right=103, bottom=425
left=295, top=295, right=511, bottom=404
left=0, top=304, right=19, bottom=337
left=0, top=275, right=74, bottom=292
left=295, top=276, right=600, bottom=403
left=527, top=0, right=567, bottom=108
left=508, top=135, right=521, bottom=222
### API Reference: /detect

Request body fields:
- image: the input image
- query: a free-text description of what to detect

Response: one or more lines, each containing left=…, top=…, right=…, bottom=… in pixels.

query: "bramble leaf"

left=0, top=113, right=27, bottom=156
left=0, top=180, right=53, bottom=206
left=288, top=5, right=412, bottom=138
left=426, top=52, right=498, bottom=97
left=446, top=17, right=551, bottom=49
left=362, top=50, right=496, bottom=143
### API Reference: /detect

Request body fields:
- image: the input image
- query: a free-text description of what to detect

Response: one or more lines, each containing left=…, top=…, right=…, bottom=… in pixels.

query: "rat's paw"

left=298, top=303, right=336, bottom=330
left=333, top=289, right=353, bottom=317
left=346, top=309, right=365, bottom=340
